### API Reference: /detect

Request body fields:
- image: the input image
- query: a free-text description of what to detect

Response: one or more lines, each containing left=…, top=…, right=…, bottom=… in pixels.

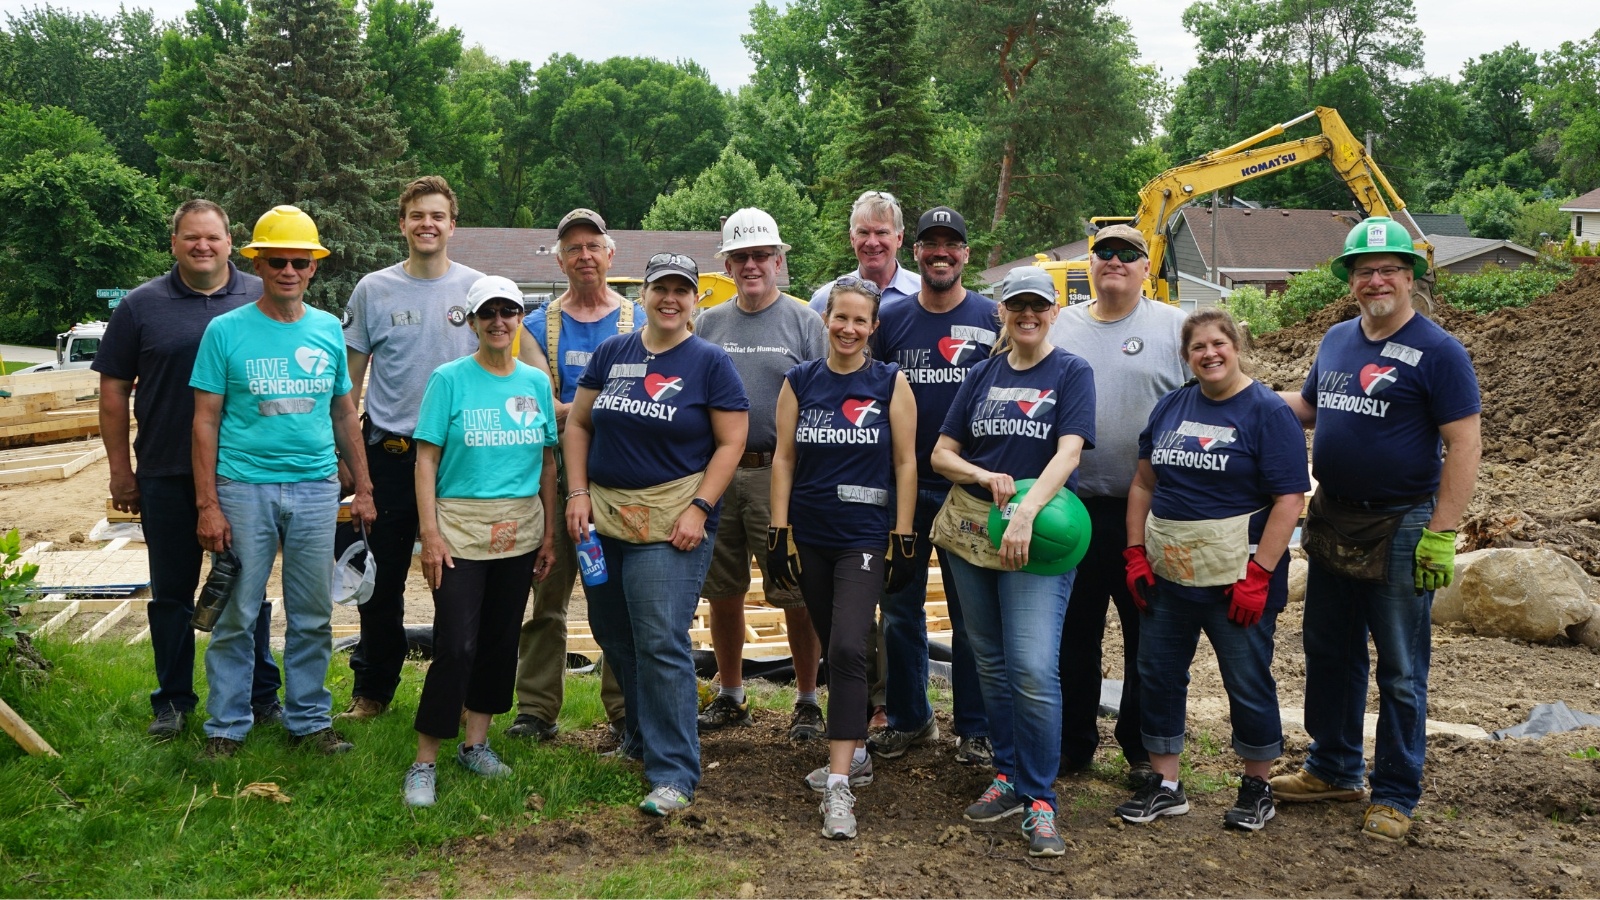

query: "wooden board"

left=0, top=443, right=105, bottom=485
left=0, top=697, right=57, bottom=757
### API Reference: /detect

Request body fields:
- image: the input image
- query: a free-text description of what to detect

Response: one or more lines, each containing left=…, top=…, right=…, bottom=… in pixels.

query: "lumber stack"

left=0, top=370, right=101, bottom=448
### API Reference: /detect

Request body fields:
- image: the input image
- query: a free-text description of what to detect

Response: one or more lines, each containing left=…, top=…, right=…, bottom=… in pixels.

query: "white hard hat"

left=332, top=523, right=377, bottom=607
left=718, top=207, right=790, bottom=257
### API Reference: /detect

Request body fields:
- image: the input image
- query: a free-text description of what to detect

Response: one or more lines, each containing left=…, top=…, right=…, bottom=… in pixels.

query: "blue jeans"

left=205, top=476, right=340, bottom=740
left=1138, top=582, right=1283, bottom=760
left=586, top=533, right=714, bottom=798
left=946, top=556, right=1071, bottom=806
left=139, top=474, right=280, bottom=715
left=880, top=489, right=988, bottom=736
left=1301, top=501, right=1435, bottom=815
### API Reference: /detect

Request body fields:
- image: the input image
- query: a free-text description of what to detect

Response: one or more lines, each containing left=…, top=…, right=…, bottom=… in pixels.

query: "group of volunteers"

left=96, top=174, right=1480, bottom=857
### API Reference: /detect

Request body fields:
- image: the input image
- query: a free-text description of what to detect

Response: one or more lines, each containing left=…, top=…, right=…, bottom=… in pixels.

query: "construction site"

left=3, top=268, right=1600, bottom=897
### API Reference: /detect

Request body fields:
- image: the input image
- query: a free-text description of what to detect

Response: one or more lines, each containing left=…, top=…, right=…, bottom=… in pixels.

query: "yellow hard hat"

left=239, top=205, right=330, bottom=259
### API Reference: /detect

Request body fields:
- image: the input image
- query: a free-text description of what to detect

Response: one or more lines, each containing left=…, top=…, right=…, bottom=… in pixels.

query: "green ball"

left=987, top=479, right=1092, bottom=575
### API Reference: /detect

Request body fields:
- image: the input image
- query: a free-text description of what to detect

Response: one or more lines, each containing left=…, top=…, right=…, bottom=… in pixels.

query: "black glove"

left=885, top=532, right=918, bottom=594
left=766, top=525, right=802, bottom=593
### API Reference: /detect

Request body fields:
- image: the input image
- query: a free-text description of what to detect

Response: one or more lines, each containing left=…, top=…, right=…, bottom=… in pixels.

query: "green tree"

left=143, top=0, right=251, bottom=191
left=1512, top=195, right=1573, bottom=248
left=176, top=0, right=410, bottom=311
left=450, top=48, right=540, bottom=226
left=1438, top=183, right=1526, bottom=240
left=642, top=145, right=820, bottom=282
left=0, top=149, right=167, bottom=335
left=1532, top=29, right=1600, bottom=193
left=0, top=99, right=112, bottom=163
left=0, top=5, right=165, bottom=175
left=931, top=0, right=1160, bottom=266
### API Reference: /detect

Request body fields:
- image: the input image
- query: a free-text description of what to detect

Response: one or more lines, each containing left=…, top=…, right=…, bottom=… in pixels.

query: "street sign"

left=98, top=288, right=131, bottom=309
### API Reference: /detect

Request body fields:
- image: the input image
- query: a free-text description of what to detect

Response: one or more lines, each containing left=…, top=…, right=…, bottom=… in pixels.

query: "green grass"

left=1568, top=746, right=1600, bottom=760
left=2, top=360, right=37, bottom=374
left=0, top=639, right=738, bottom=898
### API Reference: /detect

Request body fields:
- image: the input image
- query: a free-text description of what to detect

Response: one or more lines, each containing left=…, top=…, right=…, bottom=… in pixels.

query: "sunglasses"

left=1002, top=297, right=1055, bottom=313
left=833, top=274, right=883, bottom=298
left=1092, top=247, right=1146, bottom=263
left=474, top=304, right=523, bottom=320
left=727, top=250, right=775, bottom=265
left=263, top=257, right=312, bottom=270
left=649, top=252, right=697, bottom=270
left=854, top=189, right=899, bottom=206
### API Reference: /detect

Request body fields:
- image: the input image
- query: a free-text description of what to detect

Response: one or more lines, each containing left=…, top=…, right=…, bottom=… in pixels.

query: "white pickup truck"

left=14, top=321, right=107, bottom=375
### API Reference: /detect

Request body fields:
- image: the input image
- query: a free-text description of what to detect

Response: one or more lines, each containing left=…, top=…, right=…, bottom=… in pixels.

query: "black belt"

left=1324, top=492, right=1432, bottom=511
left=739, top=451, right=774, bottom=468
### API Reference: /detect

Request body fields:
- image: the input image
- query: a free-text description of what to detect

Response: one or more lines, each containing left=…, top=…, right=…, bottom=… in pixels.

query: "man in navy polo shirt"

left=94, top=199, right=283, bottom=739
left=1272, top=217, right=1481, bottom=843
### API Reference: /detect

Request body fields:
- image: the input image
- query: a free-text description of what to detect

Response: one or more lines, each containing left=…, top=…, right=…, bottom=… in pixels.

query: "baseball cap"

left=557, top=207, right=607, bottom=237
left=916, top=206, right=968, bottom=242
left=645, top=251, right=699, bottom=288
left=1092, top=223, right=1148, bottom=254
left=465, top=275, right=526, bottom=316
left=998, top=266, right=1057, bottom=304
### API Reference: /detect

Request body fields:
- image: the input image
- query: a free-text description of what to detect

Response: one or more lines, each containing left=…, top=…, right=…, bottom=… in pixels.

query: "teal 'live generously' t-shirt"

left=190, top=303, right=352, bottom=483
left=414, top=356, right=558, bottom=499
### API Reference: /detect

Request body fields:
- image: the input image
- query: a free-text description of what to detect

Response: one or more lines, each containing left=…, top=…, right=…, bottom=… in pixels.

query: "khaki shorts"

left=703, top=466, right=805, bottom=609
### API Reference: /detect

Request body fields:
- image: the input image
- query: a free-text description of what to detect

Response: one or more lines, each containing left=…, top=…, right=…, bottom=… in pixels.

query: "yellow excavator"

left=1034, top=107, right=1434, bottom=308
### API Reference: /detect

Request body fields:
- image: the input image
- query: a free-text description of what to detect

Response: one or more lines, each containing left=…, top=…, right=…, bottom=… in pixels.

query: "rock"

left=1434, top=548, right=1594, bottom=642
left=1287, top=557, right=1308, bottom=606
left=1574, top=605, right=1600, bottom=650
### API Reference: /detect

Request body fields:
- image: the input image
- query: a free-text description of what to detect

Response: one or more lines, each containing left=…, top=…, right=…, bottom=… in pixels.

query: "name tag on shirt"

left=565, top=350, right=592, bottom=368
left=390, top=310, right=422, bottom=326
left=838, top=485, right=889, bottom=506
left=951, top=325, right=997, bottom=347
left=1380, top=342, right=1423, bottom=367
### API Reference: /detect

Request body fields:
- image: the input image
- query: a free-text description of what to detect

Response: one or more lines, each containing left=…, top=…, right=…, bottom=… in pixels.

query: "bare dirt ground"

left=6, top=269, right=1600, bottom=897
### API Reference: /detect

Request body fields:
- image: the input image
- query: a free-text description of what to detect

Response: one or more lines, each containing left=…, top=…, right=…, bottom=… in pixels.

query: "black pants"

left=1058, top=495, right=1148, bottom=768
left=349, top=433, right=420, bottom=704
left=414, top=551, right=538, bottom=739
left=139, top=474, right=280, bottom=714
left=797, top=543, right=882, bottom=742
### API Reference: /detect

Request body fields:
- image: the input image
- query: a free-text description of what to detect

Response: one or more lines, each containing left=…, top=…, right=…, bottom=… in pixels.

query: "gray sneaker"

left=820, top=782, right=858, bottom=839
left=954, top=734, right=994, bottom=767
left=148, top=706, right=187, bottom=739
left=964, top=775, right=1025, bottom=822
left=403, top=763, right=437, bottom=808
left=867, top=716, right=938, bottom=759
left=639, top=784, right=692, bottom=816
left=457, top=742, right=512, bottom=779
left=804, top=754, right=874, bottom=792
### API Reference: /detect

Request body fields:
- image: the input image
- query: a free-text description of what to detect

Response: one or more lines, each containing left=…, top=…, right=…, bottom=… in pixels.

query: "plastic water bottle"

left=191, top=550, right=241, bottom=632
left=575, top=526, right=608, bottom=586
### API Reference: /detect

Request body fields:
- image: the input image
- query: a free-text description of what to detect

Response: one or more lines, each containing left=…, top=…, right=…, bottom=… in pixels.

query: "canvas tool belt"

left=930, top=486, right=1004, bottom=571
left=1143, top=509, right=1258, bottom=587
left=547, top=296, right=635, bottom=398
left=589, top=472, right=703, bottom=544
left=1300, top=488, right=1423, bottom=584
left=435, top=496, right=545, bottom=561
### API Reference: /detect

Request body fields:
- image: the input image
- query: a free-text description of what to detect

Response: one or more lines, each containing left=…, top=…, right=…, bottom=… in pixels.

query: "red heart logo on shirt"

left=938, top=336, right=974, bottom=365
left=644, top=373, right=683, bottom=402
left=841, top=398, right=882, bottom=427
left=1359, top=364, right=1397, bottom=396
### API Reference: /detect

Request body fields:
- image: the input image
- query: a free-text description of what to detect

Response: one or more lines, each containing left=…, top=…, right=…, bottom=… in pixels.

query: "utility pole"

left=1210, top=191, right=1219, bottom=285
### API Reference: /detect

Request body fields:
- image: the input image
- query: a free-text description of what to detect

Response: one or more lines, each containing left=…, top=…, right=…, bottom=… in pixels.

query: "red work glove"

left=1226, top=560, right=1273, bottom=627
left=1122, top=546, right=1155, bottom=615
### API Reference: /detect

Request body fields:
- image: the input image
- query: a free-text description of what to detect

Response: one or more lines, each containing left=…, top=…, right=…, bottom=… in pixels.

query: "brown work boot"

left=1269, top=768, right=1367, bottom=802
left=200, top=736, right=242, bottom=760
left=292, top=727, right=354, bottom=755
left=1362, top=803, right=1412, bottom=842
left=335, top=696, right=388, bottom=721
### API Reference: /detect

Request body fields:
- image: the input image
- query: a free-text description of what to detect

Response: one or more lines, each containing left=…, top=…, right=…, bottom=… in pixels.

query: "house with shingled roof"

left=1560, top=187, right=1600, bottom=242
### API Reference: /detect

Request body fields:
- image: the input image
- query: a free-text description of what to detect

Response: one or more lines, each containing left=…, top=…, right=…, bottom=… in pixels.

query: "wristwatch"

left=690, top=497, right=714, bottom=516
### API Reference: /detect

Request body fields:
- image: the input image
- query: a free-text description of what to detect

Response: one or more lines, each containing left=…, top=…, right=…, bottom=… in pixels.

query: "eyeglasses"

left=474, top=305, right=523, bottom=320
left=263, top=257, right=312, bottom=270
left=1350, top=265, right=1409, bottom=281
left=649, top=252, right=697, bottom=270
left=727, top=250, right=775, bottom=265
left=561, top=242, right=606, bottom=257
left=833, top=275, right=882, bottom=298
left=917, top=240, right=966, bottom=253
left=1002, top=297, right=1055, bottom=313
left=1092, top=247, right=1145, bottom=263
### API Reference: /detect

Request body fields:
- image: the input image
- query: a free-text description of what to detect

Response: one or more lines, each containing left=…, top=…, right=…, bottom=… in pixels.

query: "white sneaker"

left=820, top=782, right=858, bottom=839
left=803, top=754, right=873, bottom=792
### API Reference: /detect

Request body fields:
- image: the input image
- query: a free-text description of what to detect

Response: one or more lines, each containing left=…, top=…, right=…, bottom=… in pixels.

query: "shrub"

left=1222, top=284, right=1282, bottom=335
left=0, top=528, right=40, bottom=668
left=1277, top=264, right=1349, bottom=325
left=1438, top=260, right=1575, bottom=314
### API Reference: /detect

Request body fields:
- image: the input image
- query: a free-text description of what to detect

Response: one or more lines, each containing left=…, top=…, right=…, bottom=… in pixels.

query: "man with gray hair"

left=809, top=190, right=921, bottom=313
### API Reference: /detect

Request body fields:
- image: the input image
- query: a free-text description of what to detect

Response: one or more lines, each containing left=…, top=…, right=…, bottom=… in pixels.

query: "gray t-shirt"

left=343, top=261, right=483, bottom=435
left=1048, top=299, right=1188, bottom=497
left=695, top=293, right=825, bottom=452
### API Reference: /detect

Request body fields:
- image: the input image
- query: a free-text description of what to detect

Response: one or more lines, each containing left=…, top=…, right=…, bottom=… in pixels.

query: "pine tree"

left=175, top=0, right=410, bottom=311
left=811, top=0, right=948, bottom=280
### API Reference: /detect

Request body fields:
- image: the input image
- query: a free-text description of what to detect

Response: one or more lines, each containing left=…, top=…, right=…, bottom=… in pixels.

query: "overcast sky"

left=7, top=0, right=1600, bottom=92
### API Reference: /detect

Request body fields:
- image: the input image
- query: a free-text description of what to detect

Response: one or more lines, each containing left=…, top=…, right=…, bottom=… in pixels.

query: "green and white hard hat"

left=1330, top=216, right=1427, bottom=281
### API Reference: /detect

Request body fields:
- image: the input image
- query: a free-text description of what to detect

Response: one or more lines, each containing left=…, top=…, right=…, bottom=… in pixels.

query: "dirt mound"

left=1250, top=265, right=1600, bottom=574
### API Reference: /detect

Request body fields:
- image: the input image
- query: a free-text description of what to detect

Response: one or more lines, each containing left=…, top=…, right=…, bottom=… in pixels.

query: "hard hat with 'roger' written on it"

left=1330, top=216, right=1426, bottom=281
left=717, top=207, right=790, bottom=257
left=240, top=205, right=331, bottom=259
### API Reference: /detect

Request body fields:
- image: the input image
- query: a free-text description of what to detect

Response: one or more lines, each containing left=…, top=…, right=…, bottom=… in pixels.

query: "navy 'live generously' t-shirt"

left=786, top=358, right=899, bottom=550
left=940, top=348, right=1096, bottom=498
